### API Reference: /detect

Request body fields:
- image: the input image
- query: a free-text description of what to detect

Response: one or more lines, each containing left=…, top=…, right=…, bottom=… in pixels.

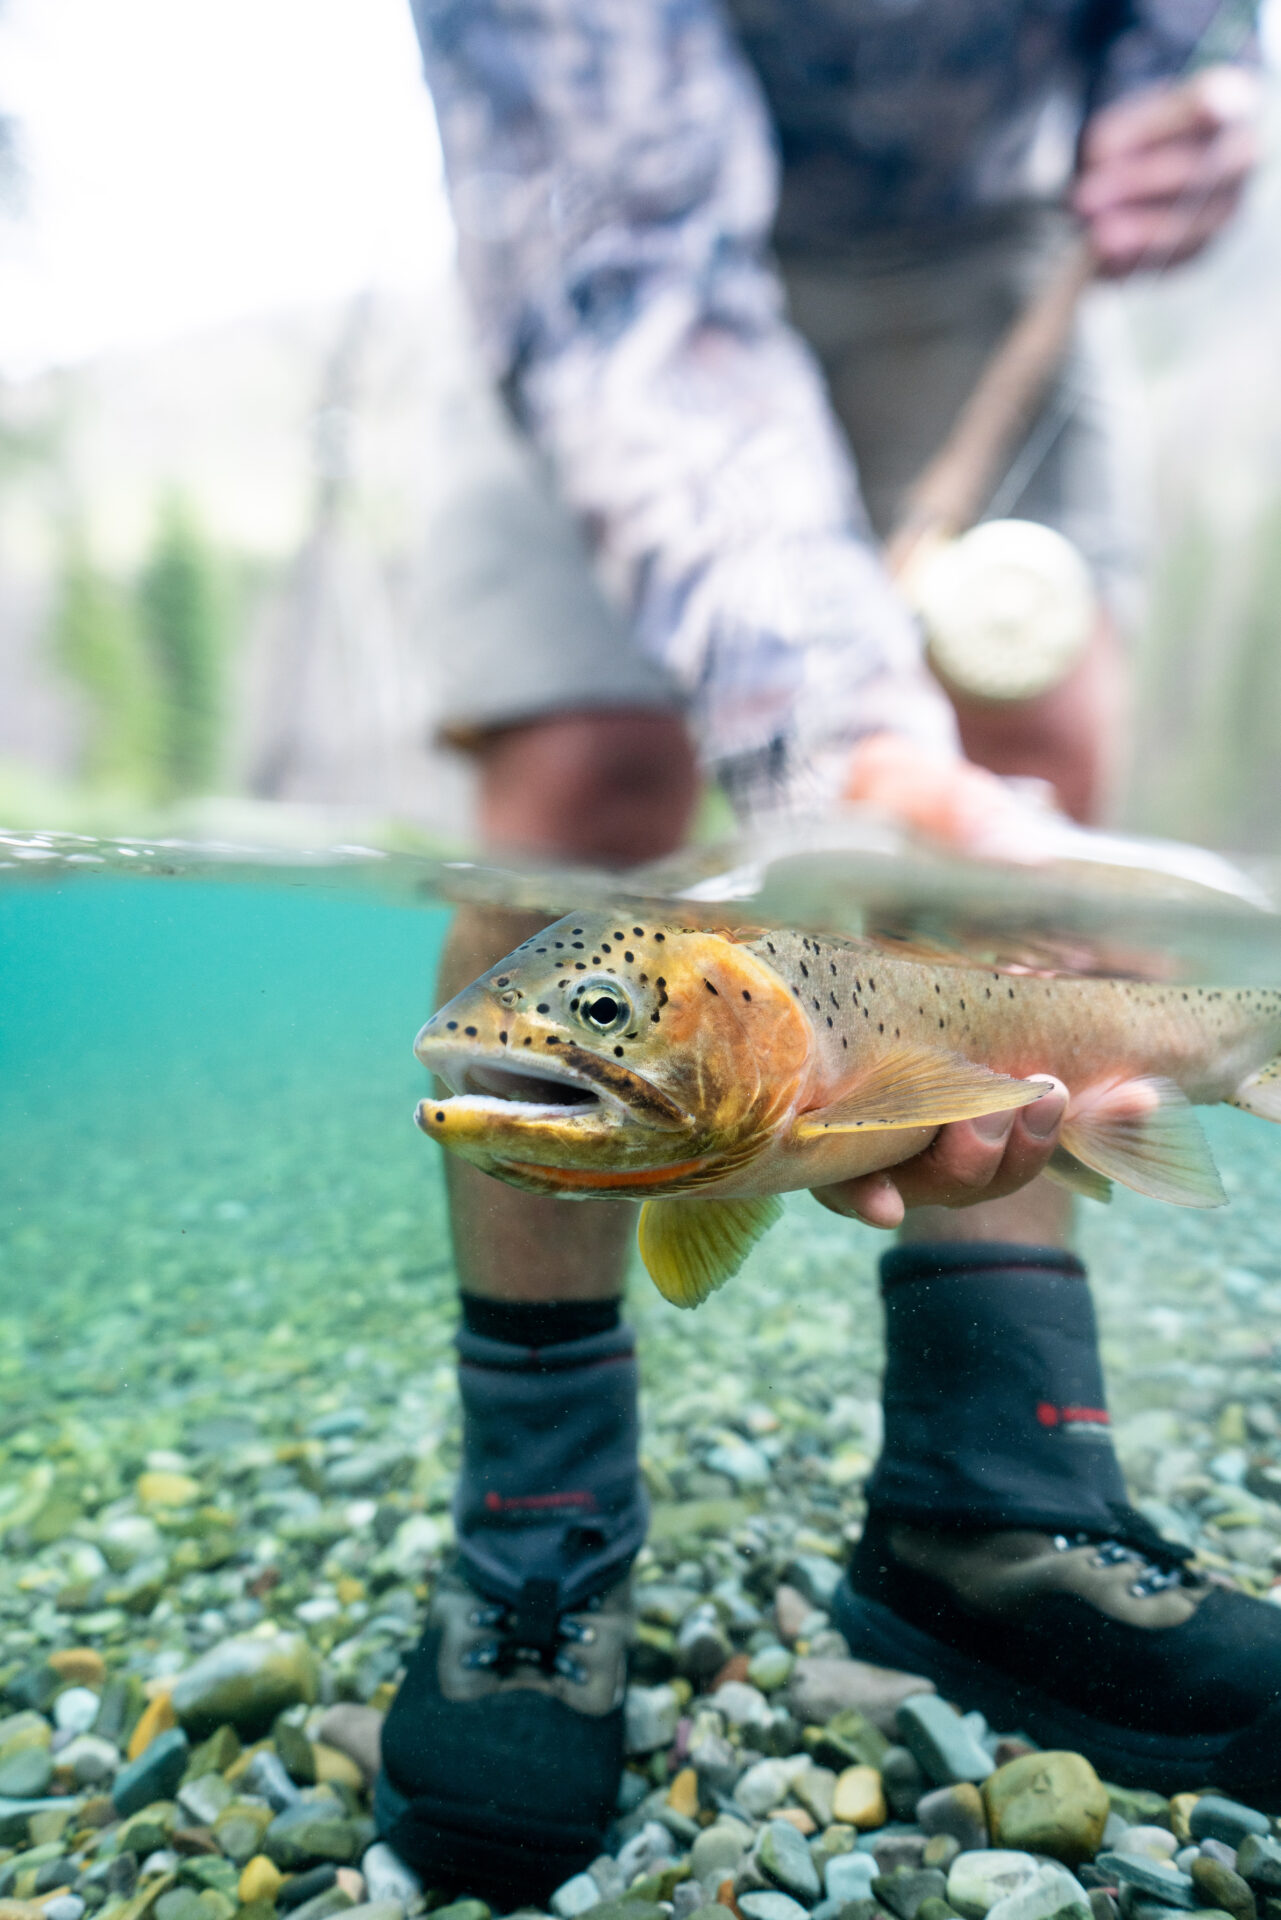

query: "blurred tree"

left=49, top=531, right=159, bottom=793
left=137, top=496, right=227, bottom=797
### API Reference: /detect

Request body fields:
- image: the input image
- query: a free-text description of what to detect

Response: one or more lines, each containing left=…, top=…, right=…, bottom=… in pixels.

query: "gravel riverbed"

left=5, top=884, right=1281, bottom=1920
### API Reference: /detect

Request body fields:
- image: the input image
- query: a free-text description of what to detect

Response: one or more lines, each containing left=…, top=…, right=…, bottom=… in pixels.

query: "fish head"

left=413, top=911, right=813, bottom=1196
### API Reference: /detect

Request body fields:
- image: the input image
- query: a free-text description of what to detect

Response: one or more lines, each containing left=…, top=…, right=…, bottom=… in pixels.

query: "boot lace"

left=461, top=1575, right=601, bottom=1683
left=1051, top=1518, right=1196, bottom=1600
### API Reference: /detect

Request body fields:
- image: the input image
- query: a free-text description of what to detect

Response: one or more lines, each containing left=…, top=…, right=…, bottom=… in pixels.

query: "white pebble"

left=44, top=1899, right=86, bottom=1920
left=360, top=1843, right=422, bottom=1907
left=550, top=1872, right=602, bottom=1917
left=54, top=1687, right=102, bottom=1734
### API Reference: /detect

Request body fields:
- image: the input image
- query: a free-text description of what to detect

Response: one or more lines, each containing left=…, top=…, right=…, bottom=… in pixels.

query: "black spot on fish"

left=447, top=1021, right=458, bottom=1031
left=742, top=990, right=751, bottom=1002
left=624, top=951, right=634, bottom=963
left=830, top=992, right=839, bottom=1009
left=572, top=927, right=583, bottom=935
left=523, top=1037, right=532, bottom=1046
left=935, top=984, right=941, bottom=994
left=633, top=927, right=644, bottom=937
left=600, top=944, right=611, bottom=954
left=575, top=962, right=587, bottom=970
left=554, top=942, right=564, bottom=949
left=813, top=998, right=820, bottom=1011
left=499, top=1031, right=508, bottom=1044
left=705, top=979, right=719, bottom=996
left=435, top=1110, right=445, bottom=1123
left=614, top=1045, right=624, bottom=1057
left=536, top=1003, right=550, bottom=1014
left=827, top=1016, right=833, bottom=1027
left=651, top=1011, right=660, bottom=1023
left=842, top=1036, right=848, bottom=1048
left=655, top=932, right=665, bottom=942
left=639, top=972, right=649, bottom=984
left=766, top=941, right=775, bottom=954
left=800, top=962, right=809, bottom=978
left=1009, top=988, right=1015, bottom=998
left=939, top=1019, right=945, bottom=1029
left=985, top=988, right=991, bottom=998
left=545, top=1036, right=560, bottom=1045
left=572, top=942, right=584, bottom=950
left=959, top=999, right=965, bottom=1010
left=830, top=961, right=837, bottom=975
left=465, top=1026, right=477, bottom=1037
left=535, top=947, right=547, bottom=954
left=869, top=978, right=876, bottom=991
left=614, top=932, right=625, bottom=941
left=878, top=1022, right=884, bottom=1033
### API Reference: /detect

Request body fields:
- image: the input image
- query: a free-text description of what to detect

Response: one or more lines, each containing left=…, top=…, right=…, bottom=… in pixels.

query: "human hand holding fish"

left=415, top=910, right=1281, bottom=1306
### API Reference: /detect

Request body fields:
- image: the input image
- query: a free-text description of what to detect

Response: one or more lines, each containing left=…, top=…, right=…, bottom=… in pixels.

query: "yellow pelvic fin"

left=638, top=1195, right=785, bottom=1310
left=1230, top=1055, right=1281, bottom=1123
left=793, top=1045, right=1049, bottom=1139
left=1061, top=1076, right=1225, bottom=1209
left=1044, top=1145, right=1113, bottom=1205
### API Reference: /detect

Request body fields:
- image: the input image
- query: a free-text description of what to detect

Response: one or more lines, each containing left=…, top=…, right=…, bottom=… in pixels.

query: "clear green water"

left=3, top=866, right=1281, bottom=1619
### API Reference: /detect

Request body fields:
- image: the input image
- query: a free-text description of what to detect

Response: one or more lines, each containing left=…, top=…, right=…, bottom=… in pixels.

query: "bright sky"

left=0, top=0, right=452, bottom=379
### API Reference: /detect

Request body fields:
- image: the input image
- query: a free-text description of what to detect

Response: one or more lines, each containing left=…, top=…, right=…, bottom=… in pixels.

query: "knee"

left=475, top=709, right=700, bottom=865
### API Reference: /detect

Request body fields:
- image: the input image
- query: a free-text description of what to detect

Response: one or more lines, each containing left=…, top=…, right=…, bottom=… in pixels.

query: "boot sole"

left=834, top=1583, right=1274, bottom=1800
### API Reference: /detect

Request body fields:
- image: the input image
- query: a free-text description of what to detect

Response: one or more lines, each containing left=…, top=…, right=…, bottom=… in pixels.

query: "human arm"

left=408, top=0, right=958, bottom=808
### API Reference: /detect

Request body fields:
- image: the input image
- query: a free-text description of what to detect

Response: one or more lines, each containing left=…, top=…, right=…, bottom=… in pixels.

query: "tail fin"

left=1231, top=1056, right=1281, bottom=1123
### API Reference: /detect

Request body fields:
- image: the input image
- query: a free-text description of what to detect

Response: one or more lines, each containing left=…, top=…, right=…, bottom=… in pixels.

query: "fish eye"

left=573, top=978, right=632, bottom=1036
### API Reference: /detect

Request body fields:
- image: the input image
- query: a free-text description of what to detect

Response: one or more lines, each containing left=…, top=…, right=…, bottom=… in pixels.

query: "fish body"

left=414, top=911, right=1281, bottom=1306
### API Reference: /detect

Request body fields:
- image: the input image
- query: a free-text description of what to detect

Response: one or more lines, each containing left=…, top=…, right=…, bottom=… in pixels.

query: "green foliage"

left=49, top=534, right=159, bottom=794
left=137, top=496, right=226, bottom=798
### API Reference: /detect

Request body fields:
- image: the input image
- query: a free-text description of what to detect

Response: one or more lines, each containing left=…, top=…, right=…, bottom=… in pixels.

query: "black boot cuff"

left=881, top=1242, right=1086, bottom=1288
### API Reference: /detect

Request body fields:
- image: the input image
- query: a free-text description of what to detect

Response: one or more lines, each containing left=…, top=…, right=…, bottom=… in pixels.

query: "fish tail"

left=1230, top=1054, right=1281, bottom=1123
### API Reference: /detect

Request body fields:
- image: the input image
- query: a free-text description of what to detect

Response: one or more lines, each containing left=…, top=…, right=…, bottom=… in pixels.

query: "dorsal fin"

left=637, top=1196, right=784, bottom=1309
left=793, top=1044, right=1050, bottom=1138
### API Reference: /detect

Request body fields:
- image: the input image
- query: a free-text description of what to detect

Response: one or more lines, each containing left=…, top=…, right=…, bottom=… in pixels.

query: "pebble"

left=1111, top=1828, right=1177, bottom=1864
left=739, top=1895, right=810, bottom=1920
left=1190, top=1800, right=1272, bottom=1849
left=947, top=1851, right=1042, bottom=1918
left=748, top=1648, right=796, bottom=1694
left=897, top=1697, right=994, bottom=1786
left=983, top=1754, right=1110, bottom=1865
left=757, top=1820, right=822, bottom=1903
left=1233, top=1836, right=1281, bottom=1891
left=832, top=1767, right=887, bottom=1830
left=823, top=1852, right=877, bottom=1902
left=715, top=1682, right=774, bottom=1731
left=788, top=1661, right=934, bottom=1737
left=1093, top=1854, right=1198, bottom=1908
left=735, top=1760, right=796, bottom=1818
left=44, top=1900, right=85, bottom=1920
left=51, top=1692, right=100, bottom=1737
left=1190, top=1858, right=1256, bottom=1920
left=691, top=1821, right=752, bottom=1884
left=551, top=1872, right=602, bottom=1917
left=874, top=1867, right=948, bottom=1920
left=171, top=1637, right=318, bottom=1738
left=986, top=1863, right=1090, bottom=1920
left=359, top=1845, right=421, bottom=1908
left=112, top=1727, right=190, bottom=1816
left=0, top=1752, right=53, bottom=1799
left=918, top=1783, right=987, bottom=1852
left=624, top=1684, right=680, bottom=1755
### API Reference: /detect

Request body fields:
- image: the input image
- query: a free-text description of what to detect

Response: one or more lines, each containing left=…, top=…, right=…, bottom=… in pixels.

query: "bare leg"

left=438, top=709, right=700, bottom=1305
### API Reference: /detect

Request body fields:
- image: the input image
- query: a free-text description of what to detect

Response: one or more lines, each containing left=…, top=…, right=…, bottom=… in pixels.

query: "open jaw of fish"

left=413, top=910, right=1281, bottom=1312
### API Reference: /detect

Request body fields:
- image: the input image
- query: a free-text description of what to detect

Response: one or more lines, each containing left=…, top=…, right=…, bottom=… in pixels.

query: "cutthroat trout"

left=414, top=911, right=1281, bottom=1308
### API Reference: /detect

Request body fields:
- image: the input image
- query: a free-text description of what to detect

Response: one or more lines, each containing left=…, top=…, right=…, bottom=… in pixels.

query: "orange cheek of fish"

left=657, top=940, right=813, bottom=1138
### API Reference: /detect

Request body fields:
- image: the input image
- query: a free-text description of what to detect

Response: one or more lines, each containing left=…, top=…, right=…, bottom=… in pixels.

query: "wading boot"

left=375, top=1300, right=646, bottom=1902
left=377, top=1567, right=632, bottom=1901
left=832, top=1243, right=1281, bottom=1805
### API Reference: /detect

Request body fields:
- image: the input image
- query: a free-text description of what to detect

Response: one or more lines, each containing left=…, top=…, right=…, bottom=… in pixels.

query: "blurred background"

left=1, top=0, right=1279, bottom=853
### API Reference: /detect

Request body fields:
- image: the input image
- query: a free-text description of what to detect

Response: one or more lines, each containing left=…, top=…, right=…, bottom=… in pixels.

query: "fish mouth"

left=412, top=1036, right=691, bottom=1136
left=455, top=1060, right=603, bottom=1116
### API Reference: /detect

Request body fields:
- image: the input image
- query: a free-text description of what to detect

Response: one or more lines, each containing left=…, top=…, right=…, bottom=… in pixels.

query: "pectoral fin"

left=793, top=1045, right=1050, bottom=1139
left=638, top=1195, right=784, bottom=1309
left=1044, top=1145, right=1114, bottom=1204
left=1061, top=1076, right=1225, bottom=1208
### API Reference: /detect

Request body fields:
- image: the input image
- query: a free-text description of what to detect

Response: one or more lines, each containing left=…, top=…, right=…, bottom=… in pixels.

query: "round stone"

left=983, top=1754, right=1110, bottom=1865
left=757, top=1820, right=821, bottom=1904
left=947, top=1851, right=1041, bottom=1919
left=832, top=1765, right=887, bottom=1830
left=739, top=1895, right=809, bottom=1920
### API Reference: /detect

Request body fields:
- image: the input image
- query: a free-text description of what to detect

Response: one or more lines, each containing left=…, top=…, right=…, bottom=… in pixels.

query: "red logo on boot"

left=483, top=1490, right=599, bottom=1513
left=1036, top=1401, right=1110, bottom=1429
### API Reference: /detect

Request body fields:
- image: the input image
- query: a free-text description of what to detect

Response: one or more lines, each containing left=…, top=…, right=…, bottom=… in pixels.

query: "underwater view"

left=5, top=837, right=1281, bottom=1918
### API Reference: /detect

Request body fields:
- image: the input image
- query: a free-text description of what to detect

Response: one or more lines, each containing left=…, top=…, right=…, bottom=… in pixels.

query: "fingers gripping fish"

left=413, top=912, right=1281, bottom=1309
